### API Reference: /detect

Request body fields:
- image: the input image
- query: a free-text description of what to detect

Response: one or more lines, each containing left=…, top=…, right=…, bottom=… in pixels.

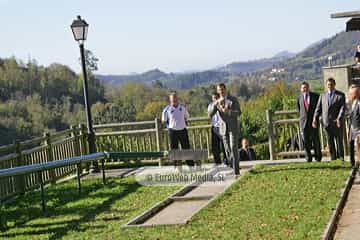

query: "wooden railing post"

left=71, top=125, right=81, bottom=156
left=78, top=124, right=88, bottom=155
left=43, top=132, right=56, bottom=183
left=78, top=124, right=90, bottom=171
left=266, top=109, right=275, bottom=161
left=14, top=141, right=25, bottom=194
left=71, top=125, right=83, bottom=175
left=155, top=118, right=162, bottom=166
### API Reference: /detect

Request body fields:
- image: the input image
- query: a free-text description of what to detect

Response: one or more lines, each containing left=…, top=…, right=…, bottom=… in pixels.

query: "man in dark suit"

left=239, top=138, right=256, bottom=161
left=348, top=85, right=360, bottom=166
left=209, top=83, right=241, bottom=175
left=313, top=78, right=346, bottom=161
left=297, top=81, right=321, bottom=162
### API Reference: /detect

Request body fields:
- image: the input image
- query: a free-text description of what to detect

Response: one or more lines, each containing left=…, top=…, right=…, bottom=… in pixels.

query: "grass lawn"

left=0, top=161, right=351, bottom=240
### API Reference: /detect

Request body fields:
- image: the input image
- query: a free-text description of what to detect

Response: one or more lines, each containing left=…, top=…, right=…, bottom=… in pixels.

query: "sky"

left=0, top=0, right=359, bottom=74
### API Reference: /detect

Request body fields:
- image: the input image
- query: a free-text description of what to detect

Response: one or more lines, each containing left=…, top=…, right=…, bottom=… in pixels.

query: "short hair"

left=301, top=81, right=309, bottom=87
left=169, top=91, right=177, bottom=97
left=242, top=138, right=249, bottom=142
left=217, top=83, right=226, bottom=89
left=327, top=78, right=336, bottom=85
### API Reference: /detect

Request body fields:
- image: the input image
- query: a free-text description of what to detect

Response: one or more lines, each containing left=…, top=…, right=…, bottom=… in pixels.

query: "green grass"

left=0, top=161, right=351, bottom=240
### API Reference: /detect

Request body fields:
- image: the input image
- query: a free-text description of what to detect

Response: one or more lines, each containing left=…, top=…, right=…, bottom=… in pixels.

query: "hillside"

left=97, top=31, right=360, bottom=89
left=268, top=31, right=360, bottom=81
left=96, top=51, right=295, bottom=89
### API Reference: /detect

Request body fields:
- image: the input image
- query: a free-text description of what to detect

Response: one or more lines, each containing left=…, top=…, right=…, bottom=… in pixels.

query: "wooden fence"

left=266, top=109, right=350, bottom=160
left=0, top=125, right=89, bottom=200
left=94, top=117, right=212, bottom=165
left=0, top=117, right=211, bottom=200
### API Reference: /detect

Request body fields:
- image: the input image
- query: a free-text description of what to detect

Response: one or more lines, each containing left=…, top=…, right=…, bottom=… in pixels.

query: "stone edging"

left=321, top=163, right=359, bottom=240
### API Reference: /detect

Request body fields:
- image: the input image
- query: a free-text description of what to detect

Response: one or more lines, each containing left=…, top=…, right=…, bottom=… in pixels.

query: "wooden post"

left=266, top=109, right=275, bottom=161
left=155, top=118, right=163, bottom=166
left=14, top=141, right=25, bottom=194
left=0, top=199, right=5, bottom=230
left=71, top=126, right=83, bottom=174
left=78, top=124, right=89, bottom=171
left=78, top=124, right=87, bottom=155
left=71, top=126, right=81, bottom=156
left=43, top=132, right=56, bottom=183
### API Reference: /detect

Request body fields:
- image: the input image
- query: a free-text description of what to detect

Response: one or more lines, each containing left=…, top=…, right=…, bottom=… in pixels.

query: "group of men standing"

left=161, top=77, right=360, bottom=174
left=161, top=83, right=242, bottom=175
left=298, top=78, right=360, bottom=166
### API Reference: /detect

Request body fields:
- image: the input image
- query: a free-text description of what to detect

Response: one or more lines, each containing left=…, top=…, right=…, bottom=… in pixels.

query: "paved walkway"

left=123, top=158, right=326, bottom=227
left=334, top=172, right=360, bottom=240
left=84, top=158, right=351, bottom=228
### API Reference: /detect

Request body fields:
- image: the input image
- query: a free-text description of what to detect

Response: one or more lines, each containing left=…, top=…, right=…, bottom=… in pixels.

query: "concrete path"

left=84, top=157, right=343, bottom=227
left=334, top=172, right=360, bottom=240
left=126, top=166, right=243, bottom=226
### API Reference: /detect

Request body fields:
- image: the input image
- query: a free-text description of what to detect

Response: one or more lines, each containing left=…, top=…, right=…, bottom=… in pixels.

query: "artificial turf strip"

left=0, top=160, right=351, bottom=240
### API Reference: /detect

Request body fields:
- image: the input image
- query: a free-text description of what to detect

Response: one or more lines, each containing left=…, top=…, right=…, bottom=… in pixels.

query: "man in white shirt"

left=162, top=92, right=194, bottom=166
left=208, top=92, right=226, bottom=165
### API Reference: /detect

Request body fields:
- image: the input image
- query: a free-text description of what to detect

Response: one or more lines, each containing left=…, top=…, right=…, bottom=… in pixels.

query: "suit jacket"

left=313, top=90, right=346, bottom=129
left=350, top=99, right=360, bottom=140
left=239, top=147, right=256, bottom=161
left=209, top=95, right=241, bottom=135
left=297, top=91, right=319, bottom=131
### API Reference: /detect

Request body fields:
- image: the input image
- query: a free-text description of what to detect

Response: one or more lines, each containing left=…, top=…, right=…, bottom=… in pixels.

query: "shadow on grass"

left=0, top=178, right=141, bottom=240
left=249, top=162, right=350, bottom=175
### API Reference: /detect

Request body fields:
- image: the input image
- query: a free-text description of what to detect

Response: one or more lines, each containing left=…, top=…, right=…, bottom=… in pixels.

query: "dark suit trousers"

left=302, top=127, right=321, bottom=162
left=325, top=126, right=344, bottom=161
left=350, top=140, right=356, bottom=166
left=168, top=129, right=194, bottom=166
left=221, top=130, right=240, bottom=174
left=211, top=127, right=226, bottom=164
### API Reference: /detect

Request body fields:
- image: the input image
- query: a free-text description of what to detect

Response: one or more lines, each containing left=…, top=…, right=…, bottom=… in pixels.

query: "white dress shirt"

left=208, top=103, right=221, bottom=128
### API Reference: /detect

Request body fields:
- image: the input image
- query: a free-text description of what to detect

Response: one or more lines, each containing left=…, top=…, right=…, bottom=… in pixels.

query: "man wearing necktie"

left=313, top=78, right=346, bottom=161
left=297, top=82, right=321, bottom=162
left=348, top=85, right=360, bottom=167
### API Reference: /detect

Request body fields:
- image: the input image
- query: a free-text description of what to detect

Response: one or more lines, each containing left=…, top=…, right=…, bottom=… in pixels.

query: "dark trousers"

left=302, top=127, right=322, bottom=162
left=325, top=126, right=344, bottom=161
left=350, top=139, right=356, bottom=166
left=221, top=130, right=240, bottom=175
left=211, top=127, right=226, bottom=164
left=168, top=128, right=194, bottom=166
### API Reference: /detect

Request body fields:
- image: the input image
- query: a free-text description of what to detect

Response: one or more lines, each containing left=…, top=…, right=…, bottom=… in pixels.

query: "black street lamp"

left=71, top=15, right=98, bottom=172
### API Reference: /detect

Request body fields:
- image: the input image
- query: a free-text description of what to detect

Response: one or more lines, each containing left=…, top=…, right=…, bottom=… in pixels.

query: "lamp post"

left=71, top=15, right=98, bottom=172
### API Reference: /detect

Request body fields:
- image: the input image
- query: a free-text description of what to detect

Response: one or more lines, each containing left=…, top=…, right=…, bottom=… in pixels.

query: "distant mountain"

left=273, top=51, right=296, bottom=59
left=97, top=68, right=168, bottom=85
left=217, top=51, right=296, bottom=74
left=97, top=31, right=360, bottom=89
left=97, top=51, right=296, bottom=88
left=270, top=31, right=360, bottom=81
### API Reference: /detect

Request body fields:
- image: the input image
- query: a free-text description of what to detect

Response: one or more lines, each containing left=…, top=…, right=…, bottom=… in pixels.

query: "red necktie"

left=304, top=94, right=309, bottom=110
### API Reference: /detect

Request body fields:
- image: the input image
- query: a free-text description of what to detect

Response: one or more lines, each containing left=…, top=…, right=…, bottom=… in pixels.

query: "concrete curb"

left=321, top=163, right=359, bottom=240
left=122, top=167, right=227, bottom=228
